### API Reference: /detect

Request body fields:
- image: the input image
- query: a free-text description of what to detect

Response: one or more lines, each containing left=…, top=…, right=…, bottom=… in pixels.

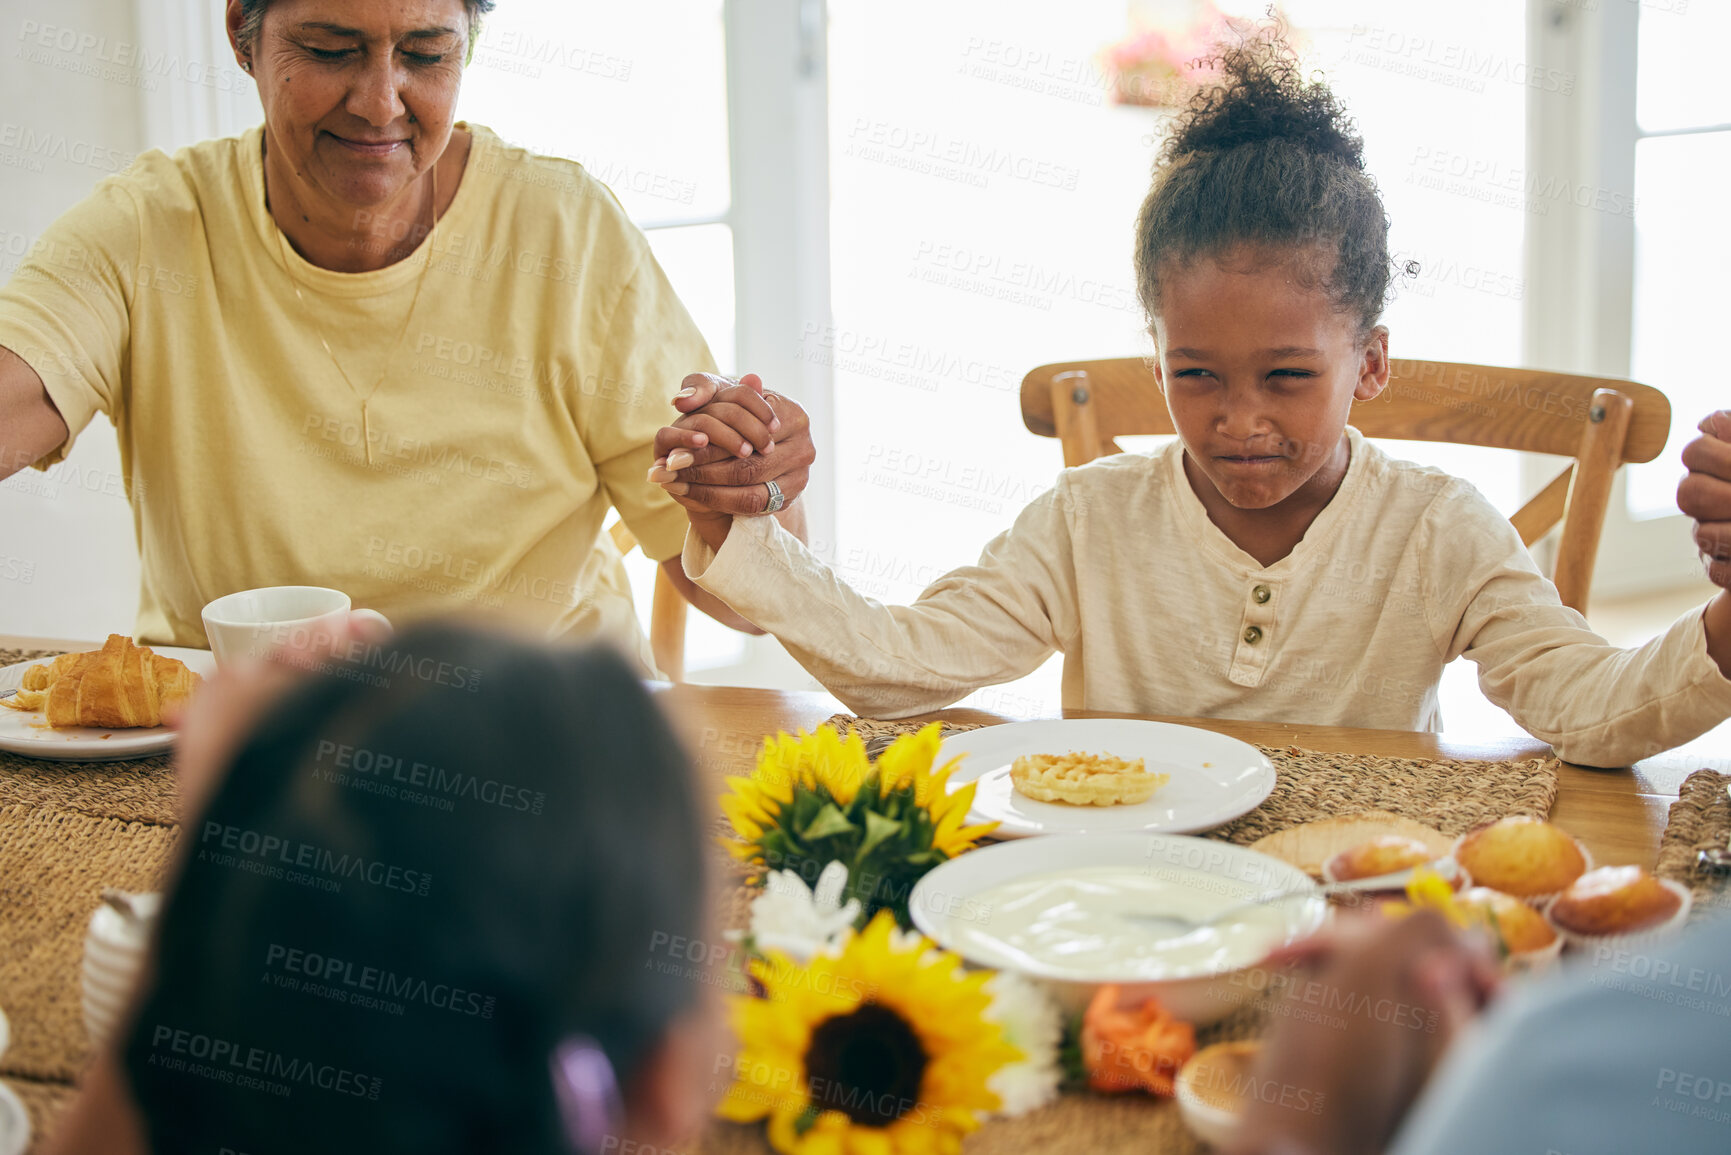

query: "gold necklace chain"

left=271, top=163, right=440, bottom=466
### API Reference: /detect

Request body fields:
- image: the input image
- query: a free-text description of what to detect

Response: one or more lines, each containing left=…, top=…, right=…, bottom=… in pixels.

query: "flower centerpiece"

left=721, top=724, right=996, bottom=928
left=715, top=723, right=1193, bottom=1152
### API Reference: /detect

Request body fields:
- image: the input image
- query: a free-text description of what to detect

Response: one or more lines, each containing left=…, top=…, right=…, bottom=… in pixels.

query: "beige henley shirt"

left=684, top=428, right=1731, bottom=767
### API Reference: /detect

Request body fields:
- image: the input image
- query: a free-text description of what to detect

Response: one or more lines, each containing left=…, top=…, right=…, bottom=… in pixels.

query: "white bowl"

left=910, top=833, right=1327, bottom=1024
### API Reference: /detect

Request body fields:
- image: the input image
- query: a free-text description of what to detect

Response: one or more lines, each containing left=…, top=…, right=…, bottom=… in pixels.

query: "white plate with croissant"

left=0, top=635, right=213, bottom=761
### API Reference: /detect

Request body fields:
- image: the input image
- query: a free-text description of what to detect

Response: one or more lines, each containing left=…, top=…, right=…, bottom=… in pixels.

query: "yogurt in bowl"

left=910, top=833, right=1327, bottom=1023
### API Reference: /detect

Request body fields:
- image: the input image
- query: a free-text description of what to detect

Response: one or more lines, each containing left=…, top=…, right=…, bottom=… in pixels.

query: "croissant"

left=3, top=635, right=202, bottom=728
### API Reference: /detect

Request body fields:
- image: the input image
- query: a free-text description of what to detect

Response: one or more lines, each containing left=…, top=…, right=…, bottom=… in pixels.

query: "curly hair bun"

left=1135, top=24, right=1393, bottom=332
left=1164, top=30, right=1365, bottom=169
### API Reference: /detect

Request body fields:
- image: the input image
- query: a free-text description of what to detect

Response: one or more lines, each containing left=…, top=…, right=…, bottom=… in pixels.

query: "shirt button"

left=1253, top=585, right=1272, bottom=604
left=1243, top=625, right=1264, bottom=645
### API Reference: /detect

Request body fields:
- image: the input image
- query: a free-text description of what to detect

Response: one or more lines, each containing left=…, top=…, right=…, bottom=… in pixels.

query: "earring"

left=242, top=58, right=254, bottom=73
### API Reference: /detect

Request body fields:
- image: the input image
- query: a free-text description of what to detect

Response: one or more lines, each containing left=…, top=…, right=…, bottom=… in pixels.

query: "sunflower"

left=721, top=725, right=997, bottom=927
left=718, top=911, right=1022, bottom=1155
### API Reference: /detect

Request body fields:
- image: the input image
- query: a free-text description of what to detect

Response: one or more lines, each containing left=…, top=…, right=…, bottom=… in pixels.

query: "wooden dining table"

left=2, top=633, right=1726, bottom=1154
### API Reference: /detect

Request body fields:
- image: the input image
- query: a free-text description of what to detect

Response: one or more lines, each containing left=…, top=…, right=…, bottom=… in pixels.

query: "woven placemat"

left=1656, top=769, right=1731, bottom=923
left=696, top=1091, right=1210, bottom=1155
left=0, top=804, right=180, bottom=1083
left=0, top=649, right=179, bottom=826
left=826, top=715, right=1560, bottom=842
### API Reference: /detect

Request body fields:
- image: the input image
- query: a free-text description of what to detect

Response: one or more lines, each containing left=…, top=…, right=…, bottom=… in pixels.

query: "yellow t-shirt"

left=0, top=123, right=711, bottom=672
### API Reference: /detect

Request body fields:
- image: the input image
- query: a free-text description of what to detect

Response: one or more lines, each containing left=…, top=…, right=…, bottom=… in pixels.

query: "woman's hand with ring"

left=648, top=372, right=815, bottom=516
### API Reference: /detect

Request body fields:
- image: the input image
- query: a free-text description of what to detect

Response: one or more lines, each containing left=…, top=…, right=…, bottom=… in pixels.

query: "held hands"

left=1681, top=410, right=1731, bottom=589
left=648, top=373, right=816, bottom=550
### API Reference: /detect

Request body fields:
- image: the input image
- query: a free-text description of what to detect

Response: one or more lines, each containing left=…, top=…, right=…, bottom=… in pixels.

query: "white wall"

left=1, top=0, right=145, bottom=639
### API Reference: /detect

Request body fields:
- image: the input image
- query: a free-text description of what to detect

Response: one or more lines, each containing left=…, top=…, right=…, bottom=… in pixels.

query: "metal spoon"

left=1125, top=858, right=1462, bottom=938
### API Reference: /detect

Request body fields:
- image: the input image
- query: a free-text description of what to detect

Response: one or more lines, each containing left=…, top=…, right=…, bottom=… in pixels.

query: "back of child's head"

left=122, top=622, right=708, bottom=1154
left=1135, top=25, right=1397, bottom=336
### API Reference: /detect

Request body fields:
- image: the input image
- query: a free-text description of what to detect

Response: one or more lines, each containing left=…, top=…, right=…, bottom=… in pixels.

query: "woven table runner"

left=1656, top=769, right=1731, bottom=924
left=0, top=649, right=179, bottom=826
left=826, top=715, right=1561, bottom=841
left=0, top=804, right=180, bottom=1085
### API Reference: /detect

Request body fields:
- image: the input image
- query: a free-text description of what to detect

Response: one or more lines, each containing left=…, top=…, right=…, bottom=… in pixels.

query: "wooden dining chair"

left=1021, top=357, right=1672, bottom=615
left=608, top=520, right=688, bottom=681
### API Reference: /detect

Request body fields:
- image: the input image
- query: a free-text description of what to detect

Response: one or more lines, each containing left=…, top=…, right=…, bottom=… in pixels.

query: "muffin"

left=1452, top=817, right=1587, bottom=901
left=1547, top=866, right=1685, bottom=939
left=1324, top=836, right=1437, bottom=884
left=1456, top=886, right=1558, bottom=958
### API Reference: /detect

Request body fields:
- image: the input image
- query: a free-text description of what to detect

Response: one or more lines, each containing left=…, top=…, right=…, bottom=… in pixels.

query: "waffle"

left=1009, top=751, right=1168, bottom=807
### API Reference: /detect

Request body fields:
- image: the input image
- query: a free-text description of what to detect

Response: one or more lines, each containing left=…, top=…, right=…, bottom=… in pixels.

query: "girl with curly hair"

left=657, top=29, right=1731, bottom=768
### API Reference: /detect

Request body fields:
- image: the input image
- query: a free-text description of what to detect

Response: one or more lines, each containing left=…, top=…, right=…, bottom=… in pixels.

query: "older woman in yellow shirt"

left=0, top=0, right=810, bottom=674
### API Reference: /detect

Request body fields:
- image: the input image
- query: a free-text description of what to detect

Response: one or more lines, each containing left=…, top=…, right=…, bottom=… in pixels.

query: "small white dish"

left=1176, top=1040, right=1262, bottom=1147
left=938, top=719, right=1277, bottom=837
left=0, top=646, right=214, bottom=762
left=910, top=832, right=1325, bottom=1024
left=0, top=1079, right=27, bottom=1155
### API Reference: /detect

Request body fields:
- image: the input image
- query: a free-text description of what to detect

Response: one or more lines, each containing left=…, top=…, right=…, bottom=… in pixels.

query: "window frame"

left=1521, top=0, right=1702, bottom=599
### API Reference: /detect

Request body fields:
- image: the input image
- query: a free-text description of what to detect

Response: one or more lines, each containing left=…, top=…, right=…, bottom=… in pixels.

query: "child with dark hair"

left=45, top=621, right=728, bottom=1155
left=657, top=30, right=1731, bottom=767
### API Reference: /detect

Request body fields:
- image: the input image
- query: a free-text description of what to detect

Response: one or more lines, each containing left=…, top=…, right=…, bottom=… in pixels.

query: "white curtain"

left=132, top=0, right=263, bottom=151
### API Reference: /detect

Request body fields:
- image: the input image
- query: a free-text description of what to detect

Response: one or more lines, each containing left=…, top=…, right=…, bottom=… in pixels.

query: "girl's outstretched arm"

left=678, top=481, right=1084, bottom=718
left=1442, top=513, right=1731, bottom=767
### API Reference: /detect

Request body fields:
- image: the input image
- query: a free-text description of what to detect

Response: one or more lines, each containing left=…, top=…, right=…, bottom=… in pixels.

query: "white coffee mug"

left=201, top=585, right=391, bottom=666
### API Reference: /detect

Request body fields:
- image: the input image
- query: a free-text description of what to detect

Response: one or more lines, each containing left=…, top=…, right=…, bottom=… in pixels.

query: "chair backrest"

left=608, top=520, right=688, bottom=681
left=1020, top=357, right=1672, bottom=614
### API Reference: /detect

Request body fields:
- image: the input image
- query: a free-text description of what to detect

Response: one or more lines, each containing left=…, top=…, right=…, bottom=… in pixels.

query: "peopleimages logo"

left=198, top=822, right=433, bottom=897
left=313, top=740, right=547, bottom=815
left=264, top=943, right=497, bottom=1019
left=145, top=1024, right=381, bottom=1099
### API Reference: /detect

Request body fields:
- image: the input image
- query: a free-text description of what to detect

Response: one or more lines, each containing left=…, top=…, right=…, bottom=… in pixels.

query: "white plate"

left=939, top=718, right=1276, bottom=837
left=0, top=646, right=215, bottom=762
left=0, top=1079, right=25, bottom=1155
